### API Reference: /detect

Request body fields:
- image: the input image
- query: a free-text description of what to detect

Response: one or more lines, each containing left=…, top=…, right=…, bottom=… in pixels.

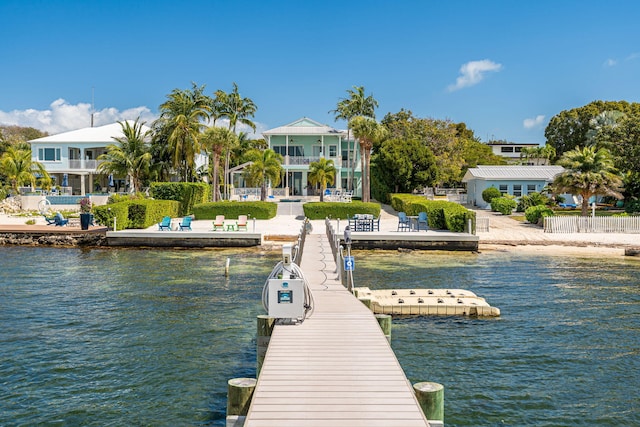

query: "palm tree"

left=215, top=83, right=257, bottom=199
left=243, top=149, right=283, bottom=201
left=200, top=126, right=237, bottom=201
left=0, top=145, right=49, bottom=194
left=97, top=118, right=152, bottom=193
left=152, top=83, right=212, bottom=181
left=349, top=116, right=387, bottom=203
left=553, top=146, right=623, bottom=216
left=331, top=86, right=378, bottom=191
left=308, top=158, right=336, bottom=201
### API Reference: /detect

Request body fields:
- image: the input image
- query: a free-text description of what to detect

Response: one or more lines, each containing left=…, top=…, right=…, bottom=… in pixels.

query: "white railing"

left=544, top=216, right=640, bottom=233
left=476, top=217, right=490, bottom=232
left=69, top=159, right=101, bottom=169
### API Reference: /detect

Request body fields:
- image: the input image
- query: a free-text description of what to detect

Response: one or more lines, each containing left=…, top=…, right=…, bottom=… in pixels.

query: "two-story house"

left=29, top=121, right=151, bottom=195
left=262, top=117, right=361, bottom=197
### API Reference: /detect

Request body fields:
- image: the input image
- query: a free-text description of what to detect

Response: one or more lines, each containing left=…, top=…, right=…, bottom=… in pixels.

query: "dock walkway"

left=244, top=233, right=431, bottom=427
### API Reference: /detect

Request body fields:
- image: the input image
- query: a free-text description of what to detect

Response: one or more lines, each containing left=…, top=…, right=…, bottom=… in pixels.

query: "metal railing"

left=544, top=216, right=640, bottom=233
left=293, top=218, right=310, bottom=265
left=325, top=218, right=353, bottom=290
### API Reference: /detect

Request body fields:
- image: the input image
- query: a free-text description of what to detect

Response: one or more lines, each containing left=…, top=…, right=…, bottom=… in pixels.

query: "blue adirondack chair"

left=178, top=216, right=192, bottom=231
left=54, top=213, right=69, bottom=226
left=397, top=212, right=411, bottom=231
left=44, top=214, right=57, bottom=225
left=416, top=211, right=429, bottom=231
left=158, top=216, right=172, bottom=231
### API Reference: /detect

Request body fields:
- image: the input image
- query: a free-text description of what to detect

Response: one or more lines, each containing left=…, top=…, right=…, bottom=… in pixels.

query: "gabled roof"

left=263, top=117, right=346, bottom=136
left=462, top=165, right=565, bottom=182
left=29, top=121, right=151, bottom=144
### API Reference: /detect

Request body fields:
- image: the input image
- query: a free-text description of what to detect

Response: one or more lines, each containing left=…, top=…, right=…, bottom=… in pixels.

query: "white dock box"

left=268, top=279, right=305, bottom=319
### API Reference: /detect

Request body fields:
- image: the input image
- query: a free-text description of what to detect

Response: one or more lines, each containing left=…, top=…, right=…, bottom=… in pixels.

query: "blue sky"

left=1, top=0, right=639, bottom=143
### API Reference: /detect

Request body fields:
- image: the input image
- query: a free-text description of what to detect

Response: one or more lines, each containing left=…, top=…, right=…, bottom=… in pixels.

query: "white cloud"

left=626, top=52, right=640, bottom=61
left=0, top=99, right=157, bottom=134
left=447, top=59, right=502, bottom=91
left=604, top=58, right=618, bottom=67
left=523, top=114, right=545, bottom=129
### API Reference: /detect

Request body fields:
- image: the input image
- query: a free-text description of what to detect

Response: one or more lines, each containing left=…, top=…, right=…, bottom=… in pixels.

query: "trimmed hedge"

left=94, top=199, right=180, bottom=230
left=490, top=197, right=517, bottom=215
left=192, top=201, right=277, bottom=220
left=389, top=194, right=475, bottom=232
left=482, top=187, right=502, bottom=204
left=150, top=182, right=210, bottom=216
left=525, top=205, right=554, bottom=225
left=302, top=201, right=381, bottom=220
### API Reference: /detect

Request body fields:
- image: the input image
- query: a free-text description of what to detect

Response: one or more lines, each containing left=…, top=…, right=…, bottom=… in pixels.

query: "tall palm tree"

left=152, top=83, right=212, bottom=181
left=330, top=86, right=378, bottom=191
left=243, top=148, right=282, bottom=201
left=200, top=126, right=237, bottom=201
left=308, top=158, right=336, bottom=201
left=350, top=116, right=387, bottom=203
left=97, top=118, right=152, bottom=193
left=215, top=83, right=257, bottom=199
left=0, top=145, right=49, bottom=194
left=553, top=146, right=623, bottom=216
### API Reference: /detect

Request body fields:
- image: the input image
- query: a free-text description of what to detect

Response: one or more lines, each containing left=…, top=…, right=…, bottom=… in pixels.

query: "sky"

left=1, top=0, right=639, bottom=143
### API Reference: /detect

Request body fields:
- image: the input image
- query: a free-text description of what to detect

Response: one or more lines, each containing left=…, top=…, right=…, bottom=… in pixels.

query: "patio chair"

left=237, top=215, right=248, bottom=231
left=44, top=214, right=57, bottom=225
left=54, top=212, right=69, bottom=227
left=397, top=212, right=411, bottom=232
left=372, top=215, right=380, bottom=231
left=213, top=215, right=225, bottom=231
left=417, top=211, right=429, bottom=231
left=178, top=216, right=192, bottom=231
left=158, top=216, right=172, bottom=231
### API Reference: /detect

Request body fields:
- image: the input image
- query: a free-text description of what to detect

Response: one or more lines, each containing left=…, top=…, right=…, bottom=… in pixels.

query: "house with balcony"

left=28, top=121, right=152, bottom=195
left=262, top=117, right=361, bottom=197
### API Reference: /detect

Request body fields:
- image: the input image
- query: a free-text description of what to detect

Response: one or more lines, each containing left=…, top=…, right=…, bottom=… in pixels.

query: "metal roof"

left=262, top=117, right=346, bottom=137
left=462, top=165, right=565, bottom=182
left=29, top=121, right=151, bottom=144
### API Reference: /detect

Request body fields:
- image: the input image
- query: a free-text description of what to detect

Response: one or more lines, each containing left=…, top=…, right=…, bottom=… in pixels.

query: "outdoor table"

left=224, top=221, right=238, bottom=231
left=408, top=216, right=419, bottom=231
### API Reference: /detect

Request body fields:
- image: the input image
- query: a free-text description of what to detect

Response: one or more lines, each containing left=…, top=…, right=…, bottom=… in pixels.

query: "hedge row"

left=150, top=182, right=210, bottom=216
left=389, top=194, right=475, bottom=232
left=302, top=201, right=381, bottom=220
left=94, top=199, right=180, bottom=230
left=192, top=201, right=277, bottom=220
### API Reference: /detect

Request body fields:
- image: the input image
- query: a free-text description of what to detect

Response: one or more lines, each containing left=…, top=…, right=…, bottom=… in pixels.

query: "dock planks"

left=244, top=233, right=430, bottom=427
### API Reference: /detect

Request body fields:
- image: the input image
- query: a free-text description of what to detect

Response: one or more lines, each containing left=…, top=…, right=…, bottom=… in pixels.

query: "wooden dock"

left=244, top=233, right=431, bottom=427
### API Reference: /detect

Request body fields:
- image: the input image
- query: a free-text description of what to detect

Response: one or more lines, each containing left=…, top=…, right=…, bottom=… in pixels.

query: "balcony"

left=286, top=156, right=342, bottom=166
left=69, top=159, right=102, bottom=170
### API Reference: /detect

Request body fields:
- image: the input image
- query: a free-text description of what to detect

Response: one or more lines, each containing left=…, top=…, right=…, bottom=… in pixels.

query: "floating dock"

left=354, top=287, right=501, bottom=317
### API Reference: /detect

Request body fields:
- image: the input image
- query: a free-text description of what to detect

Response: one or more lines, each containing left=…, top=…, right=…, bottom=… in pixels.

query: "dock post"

left=257, top=315, right=275, bottom=376
left=226, top=377, right=256, bottom=426
left=413, top=381, right=444, bottom=424
left=375, top=313, right=391, bottom=343
left=359, top=298, right=372, bottom=309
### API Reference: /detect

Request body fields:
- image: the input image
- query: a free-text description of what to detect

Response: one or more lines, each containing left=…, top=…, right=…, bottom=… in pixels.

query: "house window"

left=501, top=147, right=514, bottom=153
left=273, top=146, right=286, bottom=156
left=499, top=184, right=508, bottom=193
left=38, top=147, right=61, bottom=161
left=513, top=185, right=522, bottom=197
left=527, top=184, right=536, bottom=193
left=329, top=145, right=337, bottom=157
left=288, top=146, right=304, bottom=156
left=514, top=147, right=522, bottom=153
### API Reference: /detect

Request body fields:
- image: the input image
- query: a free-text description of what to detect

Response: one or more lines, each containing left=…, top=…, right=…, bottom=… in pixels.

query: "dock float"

left=243, top=233, right=433, bottom=427
left=355, top=287, right=501, bottom=317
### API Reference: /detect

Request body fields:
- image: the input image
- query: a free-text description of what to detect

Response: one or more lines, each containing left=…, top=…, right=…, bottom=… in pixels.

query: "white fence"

left=544, top=216, right=640, bottom=233
left=476, top=217, right=490, bottom=232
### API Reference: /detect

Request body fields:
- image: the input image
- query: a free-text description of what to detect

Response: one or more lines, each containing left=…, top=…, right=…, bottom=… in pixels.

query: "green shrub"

left=525, top=205, right=554, bottom=225
left=150, top=182, right=210, bottom=216
left=516, top=192, right=550, bottom=212
left=491, top=197, right=517, bottom=215
left=482, top=187, right=502, bottom=204
left=625, top=198, right=640, bottom=214
left=94, top=199, right=179, bottom=230
left=302, top=201, right=380, bottom=220
left=107, top=192, right=148, bottom=204
left=192, top=201, right=277, bottom=220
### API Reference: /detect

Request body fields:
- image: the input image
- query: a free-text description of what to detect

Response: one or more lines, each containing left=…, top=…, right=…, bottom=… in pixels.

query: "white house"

left=487, top=142, right=544, bottom=164
left=463, top=165, right=565, bottom=208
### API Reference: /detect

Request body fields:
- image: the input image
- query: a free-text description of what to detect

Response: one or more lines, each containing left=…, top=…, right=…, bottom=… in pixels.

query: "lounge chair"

left=213, top=215, right=225, bottom=231
left=54, top=213, right=69, bottom=227
left=416, top=211, right=429, bottom=231
left=397, top=212, right=411, bottom=232
left=158, top=216, right=172, bottom=231
left=178, top=216, right=192, bottom=231
left=44, top=214, right=57, bottom=225
left=237, top=215, right=248, bottom=231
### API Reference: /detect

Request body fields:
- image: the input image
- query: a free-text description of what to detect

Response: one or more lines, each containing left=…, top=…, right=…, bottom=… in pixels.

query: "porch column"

left=80, top=174, right=86, bottom=195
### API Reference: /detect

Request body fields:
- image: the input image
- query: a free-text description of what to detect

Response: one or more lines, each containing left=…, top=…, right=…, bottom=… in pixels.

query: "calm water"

left=1, top=247, right=639, bottom=426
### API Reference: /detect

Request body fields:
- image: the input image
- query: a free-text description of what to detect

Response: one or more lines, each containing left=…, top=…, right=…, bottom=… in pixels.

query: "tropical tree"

left=200, top=126, right=237, bottom=201
left=152, top=83, right=212, bottom=181
left=97, top=118, right=152, bottom=193
left=519, top=145, right=556, bottom=165
left=330, top=86, right=378, bottom=191
left=350, top=116, right=387, bottom=203
left=552, top=146, right=623, bottom=216
left=243, top=149, right=283, bottom=201
left=0, top=145, right=50, bottom=194
left=308, top=158, right=336, bottom=201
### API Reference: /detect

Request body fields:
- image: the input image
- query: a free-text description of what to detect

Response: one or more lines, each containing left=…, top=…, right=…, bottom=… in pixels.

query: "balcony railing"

left=69, top=159, right=101, bottom=170
left=286, top=156, right=342, bottom=166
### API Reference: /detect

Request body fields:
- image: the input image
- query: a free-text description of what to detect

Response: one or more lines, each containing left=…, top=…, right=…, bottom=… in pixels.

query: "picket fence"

left=544, top=216, right=640, bottom=233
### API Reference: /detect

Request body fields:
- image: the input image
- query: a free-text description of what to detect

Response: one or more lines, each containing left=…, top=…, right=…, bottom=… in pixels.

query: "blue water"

left=1, top=246, right=639, bottom=426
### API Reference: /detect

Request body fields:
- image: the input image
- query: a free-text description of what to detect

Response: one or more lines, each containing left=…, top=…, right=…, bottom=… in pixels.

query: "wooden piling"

left=375, top=313, right=391, bottom=343
left=227, top=377, right=256, bottom=417
left=256, top=315, right=275, bottom=376
left=413, top=381, right=444, bottom=422
left=359, top=297, right=372, bottom=309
